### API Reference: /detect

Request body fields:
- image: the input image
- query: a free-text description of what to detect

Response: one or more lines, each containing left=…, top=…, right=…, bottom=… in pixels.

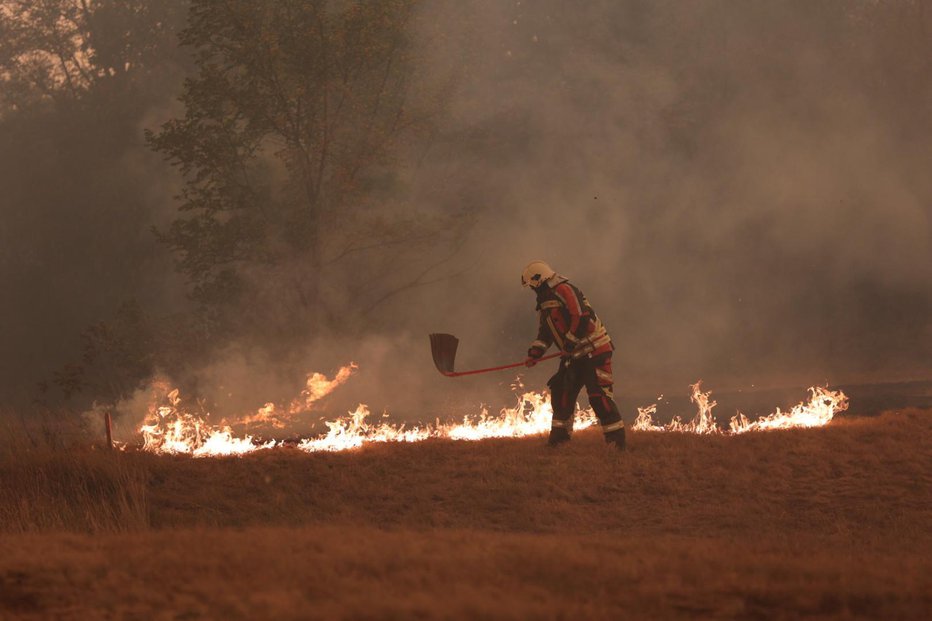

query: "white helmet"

left=521, top=260, right=556, bottom=288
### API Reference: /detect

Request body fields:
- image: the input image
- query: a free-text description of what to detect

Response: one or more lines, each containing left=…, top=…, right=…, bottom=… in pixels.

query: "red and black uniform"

left=527, top=277, right=625, bottom=447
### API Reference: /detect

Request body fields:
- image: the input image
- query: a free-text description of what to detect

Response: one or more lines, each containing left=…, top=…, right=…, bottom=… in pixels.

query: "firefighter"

left=522, top=260, right=625, bottom=449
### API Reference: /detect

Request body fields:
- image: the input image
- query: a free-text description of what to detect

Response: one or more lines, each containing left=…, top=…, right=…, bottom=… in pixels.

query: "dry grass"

left=0, top=417, right=149, bottom=533
left=0, top=449, right=149, bottom=533
left=1, top=409, right=929, bottom=619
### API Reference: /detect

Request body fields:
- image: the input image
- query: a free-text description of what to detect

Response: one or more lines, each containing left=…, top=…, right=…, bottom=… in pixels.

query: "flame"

left=140, top=383, right=597, bottom=457
left=295, top=390, right=600, bottom=451
left=227, top=363, right=359, bottom=429
left=632, top=382, right=849, bottom=434
left=238, top=402, right=281, bottom=428
left=137, top=365, right=849, bottom=457
left=298, top=405, right=431, bottom=452
left=138, top=363, right=359, bottom=455
left=632, top=381, right=721, bottom=433
left=139, top=387, right=276, bottom=456
left=441, top=391, right=597, bottom=442
left=728, top=386, right=849, bottom=433
left=633, top=403, right=658, bottom=430
left=291, top=363, right=359, bottom=412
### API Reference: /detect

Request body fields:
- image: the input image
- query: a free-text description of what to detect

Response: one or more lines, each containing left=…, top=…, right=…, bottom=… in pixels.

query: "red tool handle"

left=441, top=352, right=564, bottom=377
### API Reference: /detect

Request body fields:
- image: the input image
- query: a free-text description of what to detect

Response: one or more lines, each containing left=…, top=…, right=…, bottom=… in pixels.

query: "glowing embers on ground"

left=632, top=381, right=849, bottom=434
left=138, top=364, right=850, bottom=457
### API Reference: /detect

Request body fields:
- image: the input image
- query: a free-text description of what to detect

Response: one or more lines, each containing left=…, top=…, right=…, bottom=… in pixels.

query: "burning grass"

left=134, top=366, right=849, bottom=456
left=0, top=408, right=929, bottom=619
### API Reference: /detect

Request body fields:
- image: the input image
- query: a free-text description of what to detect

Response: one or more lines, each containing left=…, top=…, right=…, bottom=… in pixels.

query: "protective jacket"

left=528, top=277, right=612, bottom=360
left=525, top=276, right=624, bottom=449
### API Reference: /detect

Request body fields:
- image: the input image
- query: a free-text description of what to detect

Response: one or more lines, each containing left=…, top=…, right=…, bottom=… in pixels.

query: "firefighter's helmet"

left=521, top=260, right=556, bottom=288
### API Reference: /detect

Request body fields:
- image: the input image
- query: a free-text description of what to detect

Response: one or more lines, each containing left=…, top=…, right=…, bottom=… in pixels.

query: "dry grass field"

left=1, top=409, right=930, bottom=620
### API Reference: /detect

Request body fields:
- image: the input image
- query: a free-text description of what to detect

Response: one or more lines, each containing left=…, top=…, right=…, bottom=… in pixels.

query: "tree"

left=0, top=0, right=189, bottom=114
left=147, top=0, right=464, bottom=351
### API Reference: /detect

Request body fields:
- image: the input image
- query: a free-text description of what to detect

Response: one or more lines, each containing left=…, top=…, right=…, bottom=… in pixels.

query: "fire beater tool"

left=429, top=333, right=562, bottom=377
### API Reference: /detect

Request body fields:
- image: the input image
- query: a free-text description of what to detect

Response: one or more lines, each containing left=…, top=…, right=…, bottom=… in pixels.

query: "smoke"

left=389, top=0, right=932, bottom=398
left=3, top=1, right=931, bottom=424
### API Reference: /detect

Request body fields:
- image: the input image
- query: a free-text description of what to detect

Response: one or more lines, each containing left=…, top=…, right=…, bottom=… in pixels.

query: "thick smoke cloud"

left=229, top=0, right=932, bottom=423
left=2, top=1, right=930, bottom=425
left=395, top=0, right=932, bottom=402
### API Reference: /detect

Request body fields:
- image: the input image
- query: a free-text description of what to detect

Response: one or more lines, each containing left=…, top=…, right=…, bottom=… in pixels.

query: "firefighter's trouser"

left=547, top=352, right=624, bottom=443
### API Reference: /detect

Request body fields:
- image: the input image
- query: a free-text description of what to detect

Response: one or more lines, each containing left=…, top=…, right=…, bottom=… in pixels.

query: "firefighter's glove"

left=564, top=334, right=592, bottom=359
left=526, top=345, right=545, bottom=367
left=563, top=333, right=582, bottom=355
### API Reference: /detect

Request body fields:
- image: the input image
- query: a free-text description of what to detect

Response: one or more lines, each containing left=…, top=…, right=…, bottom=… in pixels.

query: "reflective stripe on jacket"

left=532, top=279, right=612, bottom=358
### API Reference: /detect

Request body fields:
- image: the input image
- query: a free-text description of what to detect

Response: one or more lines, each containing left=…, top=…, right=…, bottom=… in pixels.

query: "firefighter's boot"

left=547, top=426, right=571, bottom=447
left=604, top=426, right=626, bottom=451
